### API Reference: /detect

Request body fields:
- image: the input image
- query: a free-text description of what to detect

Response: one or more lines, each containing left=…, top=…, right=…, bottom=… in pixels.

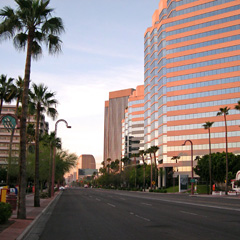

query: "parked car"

left=84, top=184, right=88, bottom=188
left=59, top=186, right=65, bottom=190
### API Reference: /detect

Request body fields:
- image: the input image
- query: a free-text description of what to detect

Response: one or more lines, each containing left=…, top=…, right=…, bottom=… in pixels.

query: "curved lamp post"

left=182, top=140, right=194, bottom=195
left=51, top=119, right=71, bottom=197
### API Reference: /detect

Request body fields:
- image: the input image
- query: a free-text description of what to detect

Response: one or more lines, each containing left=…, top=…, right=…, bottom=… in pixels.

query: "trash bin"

left=6, top=193, right=17, bottom=210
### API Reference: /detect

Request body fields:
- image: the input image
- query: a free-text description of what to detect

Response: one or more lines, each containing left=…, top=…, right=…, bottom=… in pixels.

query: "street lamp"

left=51, top=119, right=71, bottom=197
left=182, top=140, right=194, bottom=195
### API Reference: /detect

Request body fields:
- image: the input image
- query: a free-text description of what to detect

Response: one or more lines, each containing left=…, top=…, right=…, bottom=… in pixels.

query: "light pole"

left=182, top=140, right=194, bottom=195
left=51, top=119, right=71, bottom=197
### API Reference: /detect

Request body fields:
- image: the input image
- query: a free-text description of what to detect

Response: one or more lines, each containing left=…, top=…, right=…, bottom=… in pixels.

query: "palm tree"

left=106, top=158, right=111, bottom=173
left=29, top=83, right=58, bottom=207
left=235, top=100, right=240, bottom=117
left=0, top=0, right=64, bottom=219
left=203, top=121, right=214, bottom=194
left=42, top=132, right=61, bottom=197
left=139, top=150, right=146, bottom=191
left=146, top=147, right=154, bottom=190
left=131, top=153, right=139, bottom=188
left=151, top=146, right=159, bottom=188
left=217, top=107, right=230, bottom=195
left=7, top=77, right=24, bottom=185
left=0, top=74, right=15, bottom=115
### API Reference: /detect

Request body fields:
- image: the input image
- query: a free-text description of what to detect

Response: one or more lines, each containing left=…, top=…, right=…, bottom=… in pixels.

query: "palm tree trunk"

left=18, top=29, right=34, bottom=219
left=6, top=129, right=15, bottom=185
left=34, top=105, right=40, bottom=207
left=150, top=153, right=153, bottom=190
left=154, top=152, right=157, bottom=188
left=0, top=97, right=3, bottom=115
left=48, top=145, right=52, bottom=198
left=208, top=129, right=212, bottom=195
left=224, top=114, right=228, bottom=195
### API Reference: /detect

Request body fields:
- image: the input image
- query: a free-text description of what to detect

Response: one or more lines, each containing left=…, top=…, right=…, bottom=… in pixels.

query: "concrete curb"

left=16, top=191, right=62, bottom=240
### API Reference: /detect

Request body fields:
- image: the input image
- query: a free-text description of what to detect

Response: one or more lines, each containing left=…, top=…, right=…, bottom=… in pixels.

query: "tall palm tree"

left=217, top=107, right=230, bottom=195
left=29, top=83, right=58, bottom=207
left=151, top=146, right=159, bottom=188
left=146, top=147, right=154, bottom=190
left=139, top=150, right=146, bottom=191
left=0, top=0, right=64, bottom=219
left=0, top=74, right=15, bottom=115
left=7, top=77, right=24, bottom=185
left=131, top=153, right=139, bottom=188
left=42, top=132, right=61, bottom=197
left=203, top=121, right=214, bottom=194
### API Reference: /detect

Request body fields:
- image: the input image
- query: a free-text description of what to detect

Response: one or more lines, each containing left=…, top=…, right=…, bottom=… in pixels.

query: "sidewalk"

left=0, top=192, right=59, bottom=240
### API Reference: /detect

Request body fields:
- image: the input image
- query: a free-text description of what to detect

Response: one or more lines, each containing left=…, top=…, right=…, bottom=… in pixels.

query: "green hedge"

left=0, top=202, right=12, bottom=224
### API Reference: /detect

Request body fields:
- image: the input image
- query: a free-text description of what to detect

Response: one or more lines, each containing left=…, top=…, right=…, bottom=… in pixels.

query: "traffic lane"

left=84, top=188, right=240, bottom=239
left=39, top=189, right=164, bottom=240
left=93, top=188, right=240, bottom=211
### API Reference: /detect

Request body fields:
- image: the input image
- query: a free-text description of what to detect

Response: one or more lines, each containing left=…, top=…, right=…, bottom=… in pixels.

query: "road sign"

left=190, top=179, right=195, bottom=183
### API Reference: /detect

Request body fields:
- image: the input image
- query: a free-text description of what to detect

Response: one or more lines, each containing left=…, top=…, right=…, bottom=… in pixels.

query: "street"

left=25, top=188, right=240, bottom=240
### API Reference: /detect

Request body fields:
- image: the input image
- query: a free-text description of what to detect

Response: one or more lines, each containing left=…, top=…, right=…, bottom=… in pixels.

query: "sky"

left=0, top=0, right=158, bottom=168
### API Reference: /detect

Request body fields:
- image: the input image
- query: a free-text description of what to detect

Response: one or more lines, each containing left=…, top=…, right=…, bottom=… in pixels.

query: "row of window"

left=167, top=77, right=240, bottom=92
left=168, top=97, right=240, bottom=112
left=168, top=65, right=240, bottom=82
left=168, top=24, right=239, bottom=45
left=144, top=1, right=238, bottom=42
left=167, top=45, right=240, bottom=63
left=167, top=88, right=240, bottom=103
left=167, top=120, right=240, bottom=132
left=168, top=0, right=235, bottom=20
left=167, top=35, right=240, bottom=54
left=128, top=106, right=144, bottom=113
left=128, top=99, right=144, bottom=107
left=129, top=114, right=144, bottom=119
left=167, top=131, right=240, bottom=142
left=165, top=4, right=239, bottom=28
left=168, top=55, right=240, bottom=73
left=167, top=142, right=240, bottom=152
left=167, top=109, right=239, bottom=122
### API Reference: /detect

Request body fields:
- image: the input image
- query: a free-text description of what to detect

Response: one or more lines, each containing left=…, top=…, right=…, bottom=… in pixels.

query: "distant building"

left=104, top=88, right=134, bottom=163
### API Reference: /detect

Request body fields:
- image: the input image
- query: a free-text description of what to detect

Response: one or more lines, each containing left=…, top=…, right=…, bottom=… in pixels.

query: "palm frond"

left=13, top=32, right=27, bottom=50
left=47, top=34, right=62, bottom=54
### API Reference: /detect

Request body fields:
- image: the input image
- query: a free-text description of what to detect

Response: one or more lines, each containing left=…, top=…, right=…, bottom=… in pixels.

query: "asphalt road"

left=25, top=188, right=240, bottom=240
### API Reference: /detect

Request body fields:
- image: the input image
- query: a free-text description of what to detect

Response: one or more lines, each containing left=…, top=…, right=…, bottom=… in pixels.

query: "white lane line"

left=96, top=198, right=101, bottom=201
left=130, top=212, right=134, bottom=215
left=141, top=202, right=152, bottom=206
left=117, top=193, right=240, bottom=212
left=89, top=195, right=92, bottom=198
left=180, top=211, right=198, bottom=216
left=120, top=198, right=126, bottom=200
left=135, top=214, right=151, bottom=222
left=107, top=203, right=116, bottom=208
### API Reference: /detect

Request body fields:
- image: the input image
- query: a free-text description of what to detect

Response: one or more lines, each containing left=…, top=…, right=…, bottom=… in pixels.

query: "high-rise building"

left=104, top=88, right=134, bottom=163
left=144, top=0, right=240, bottom=179
left=0, top=104, right=49, bottom=165
left=122, top=85, right=145, bottom=159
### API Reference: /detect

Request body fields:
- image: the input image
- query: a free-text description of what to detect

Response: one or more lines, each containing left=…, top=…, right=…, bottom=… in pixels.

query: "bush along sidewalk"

left=0, top=202, right=12, bottom=224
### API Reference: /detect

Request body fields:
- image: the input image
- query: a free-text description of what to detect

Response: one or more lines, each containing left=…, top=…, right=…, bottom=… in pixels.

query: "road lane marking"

left=107, top=203, right=116, bottom=208
left=96, top=198, right=101, bottom=201
left=135, top=214, right=150, bottom=222
left=120, top=198, right=126, bottom=200
left=180, top=211, right=198, bottom=216
left=141, top=202, right=152, bottom=206
left=116, top=193, right=240, bottom=212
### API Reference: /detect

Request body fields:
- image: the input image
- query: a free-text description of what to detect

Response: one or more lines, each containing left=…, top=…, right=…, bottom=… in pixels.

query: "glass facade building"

left=144, top=0, right=240, bottom=176
left=122, top=86, right=145, bottom=160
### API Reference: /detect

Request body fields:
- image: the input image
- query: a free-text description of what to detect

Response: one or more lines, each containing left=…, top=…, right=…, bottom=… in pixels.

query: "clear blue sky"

left=0, top=0, right=158, bottom=167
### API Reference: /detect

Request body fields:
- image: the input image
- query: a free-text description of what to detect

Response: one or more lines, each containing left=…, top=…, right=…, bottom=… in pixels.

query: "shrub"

left=0, top=202, right=12, bottom=224
left=39, top=192, right=49, bottom=199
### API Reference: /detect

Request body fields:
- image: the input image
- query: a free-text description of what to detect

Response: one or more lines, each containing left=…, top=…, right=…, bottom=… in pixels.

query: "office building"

left=0, top=104, right=49, bottom=165
left=122, top=85, right=145, bottom=159
left=104, top=88, right=134, bottom=163
left=144, top=0, right=240, bottom=179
